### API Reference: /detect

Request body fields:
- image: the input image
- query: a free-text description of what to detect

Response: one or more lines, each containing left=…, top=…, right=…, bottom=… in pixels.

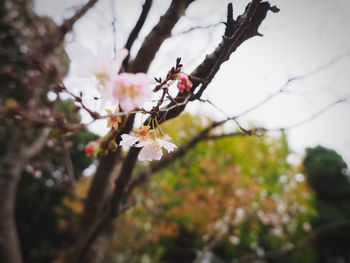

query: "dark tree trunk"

left=0, top=131, right=25, bottom=263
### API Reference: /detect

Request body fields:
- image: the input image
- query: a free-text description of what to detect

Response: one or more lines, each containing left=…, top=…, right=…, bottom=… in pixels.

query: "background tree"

left=304, top=146, right=350, bottom=263
left=14, top=100, right=98, bottom=262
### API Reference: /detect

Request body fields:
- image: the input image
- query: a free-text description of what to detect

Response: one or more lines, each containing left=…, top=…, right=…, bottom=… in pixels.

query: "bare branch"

left=24, top=128, right=50, bottom=159
left=110, top=0, right=117, bottom=58
left=124, top=0, right=153, bottom=69
left=61, top=137, right=76, bottom=186
left=73, top=149, right=130, bottom=263
left=207, top=97, right=347, bottom=140
left=273, top=97, right=347, bottom=131
left=40, top=0, right=99, bottom=53
left=155, top=1, right=279, bottom=124
left=203, top=51, right=350, bottom=122
left=172, top=21, right=223, bottom=36
left=129, top=0, right=196, bottom=73
left=287, top=49, right=350, bottom=84
left=59, top=0, right=99, bottom=35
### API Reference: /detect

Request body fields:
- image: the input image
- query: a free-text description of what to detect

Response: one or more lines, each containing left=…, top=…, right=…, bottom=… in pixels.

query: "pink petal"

left=119, top=98, right=135, bottom=113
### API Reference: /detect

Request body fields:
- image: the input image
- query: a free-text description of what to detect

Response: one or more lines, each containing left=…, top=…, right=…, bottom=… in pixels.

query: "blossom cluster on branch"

left=66, top=44, right=191, bottom=161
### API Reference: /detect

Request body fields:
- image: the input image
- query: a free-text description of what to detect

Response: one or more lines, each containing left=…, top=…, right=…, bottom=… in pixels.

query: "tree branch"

left=110, top=0, right=278, bottom=203
left=206, top=97, right=347, bottom=141
left=127, top=97, right=347, bottom=194
left=61, top=137, right=76, bottom=186
left=42, top=0, right=99, bottom=51
left=123, top=0, right=153, bottom=69
left=118, top=0, right=278, bottom=205
left=172, top=21, right=223, bottom=36
left=129, top=0, right=196, bottom=73
left=24, top=128, right=50, bottom=159
left=155, top=1, right=279, bottom=124
left=59, top=0, right=99, bottom=35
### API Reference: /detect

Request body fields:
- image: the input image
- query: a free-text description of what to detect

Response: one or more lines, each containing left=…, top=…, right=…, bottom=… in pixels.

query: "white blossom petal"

left=67, top=43, right=129, bottom=107
left=138, top=142, right=163, bottom=161
left=120, top=134, right=139, bottom=147
left=156, top=137, right=177, bottom=153
left=136, top=139, right=153, bottom=148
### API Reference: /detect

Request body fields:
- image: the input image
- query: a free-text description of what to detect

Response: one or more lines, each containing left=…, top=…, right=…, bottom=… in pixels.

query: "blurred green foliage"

left=304, top=146, right=350, bottom=263
left=110, top=114, right=314, bottom=263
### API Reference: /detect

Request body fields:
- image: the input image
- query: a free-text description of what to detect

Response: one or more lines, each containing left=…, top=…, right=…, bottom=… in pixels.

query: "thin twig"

left=60, top=0, right=99, bottom=35
left=172, top=21, right=223, bottom=36
left=61, top=137, right=76, bottom=186
left=110, top=0, right=117, bottom=59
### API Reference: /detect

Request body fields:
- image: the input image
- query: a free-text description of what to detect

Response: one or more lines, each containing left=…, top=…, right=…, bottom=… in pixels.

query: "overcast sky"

left=35, top=0, right=350, bottom=164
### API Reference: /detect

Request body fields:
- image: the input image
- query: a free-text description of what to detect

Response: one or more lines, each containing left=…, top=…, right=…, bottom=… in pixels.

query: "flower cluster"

left=177, top=73, right=193, bottom=92
left=67, top=44, right=151, bottom=113
left=113, top=73, right=151, bottom=113
left=120, top=125, right=176, bottom=161
left=68, top=46, right=186, bottom=161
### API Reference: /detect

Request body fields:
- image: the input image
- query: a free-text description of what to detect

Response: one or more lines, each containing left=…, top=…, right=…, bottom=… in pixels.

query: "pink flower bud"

left=177, top=73, right=193, bottom=92
left=177, top=83, right=185, bottom=92
left=85, top=142, right=99, bottom=157
left=179, top=73, right=189, bottom=82
left=185, top=80, right=193, bottom=90
left=85, top=145, right=94, bottom=156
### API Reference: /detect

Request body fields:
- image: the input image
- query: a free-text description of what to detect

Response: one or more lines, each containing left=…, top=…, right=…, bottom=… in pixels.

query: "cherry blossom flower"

left=119, top=134, right=140, bottom=148
left=119, top=127, right=176, bottom=161
left=177, top=73, right=193, bottom=92
left=119, top=126, right=152, bottom=148
left=66, top=43, right=128, bottom=101
left=137, top=136, right=177, bottom=162
left=134, top=125, right=152, bottom=141
left=113, top=73, right=151, bottom=113
left=106, top=108, right=122, bottom=129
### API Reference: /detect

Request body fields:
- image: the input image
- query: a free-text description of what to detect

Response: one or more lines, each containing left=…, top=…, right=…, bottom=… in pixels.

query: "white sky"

left=35, top=0, right=350, bottom=164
